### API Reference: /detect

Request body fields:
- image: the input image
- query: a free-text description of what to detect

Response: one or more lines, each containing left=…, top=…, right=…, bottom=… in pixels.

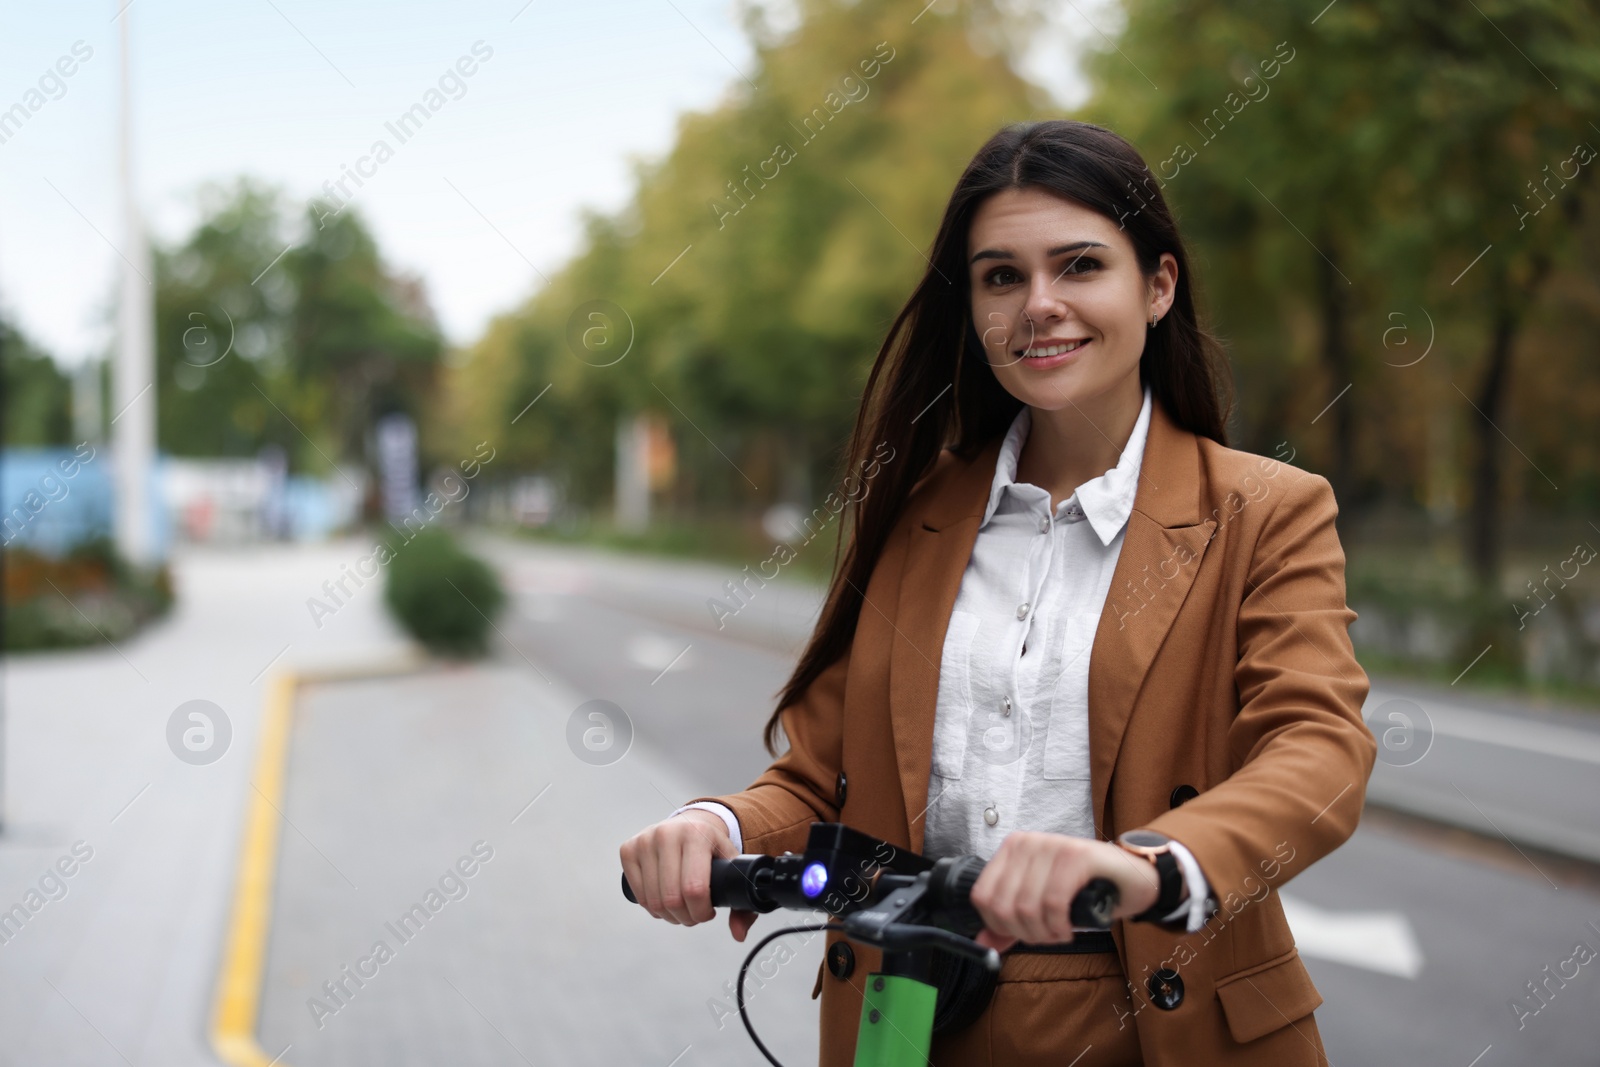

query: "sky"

left=0, top=0, right=1094, bottom=369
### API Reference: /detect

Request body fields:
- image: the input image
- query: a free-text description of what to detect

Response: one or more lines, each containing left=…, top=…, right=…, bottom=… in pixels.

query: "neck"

left=1015, top=374, right=1145, bottom=509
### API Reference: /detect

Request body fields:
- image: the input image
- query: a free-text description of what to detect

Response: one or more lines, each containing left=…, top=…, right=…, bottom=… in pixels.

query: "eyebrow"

left=969, top=240, right=1108, bottom=265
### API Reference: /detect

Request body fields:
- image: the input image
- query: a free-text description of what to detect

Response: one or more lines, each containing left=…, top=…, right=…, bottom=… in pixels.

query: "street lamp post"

left=113, top=1, right=157, bottom=567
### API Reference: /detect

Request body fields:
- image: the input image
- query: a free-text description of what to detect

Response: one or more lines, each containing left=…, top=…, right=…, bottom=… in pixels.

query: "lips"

left=1017, top=338, right=1091, bottom=359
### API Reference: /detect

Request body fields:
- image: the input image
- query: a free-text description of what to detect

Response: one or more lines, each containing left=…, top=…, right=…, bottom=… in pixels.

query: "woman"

left=620, top=120, right=1376, bottom=1066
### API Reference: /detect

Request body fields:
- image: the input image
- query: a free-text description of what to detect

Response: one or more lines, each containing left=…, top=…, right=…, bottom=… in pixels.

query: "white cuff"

left=1163, top=840, right=1212, bottom=933
left=670, top=802, right=743, bottom=853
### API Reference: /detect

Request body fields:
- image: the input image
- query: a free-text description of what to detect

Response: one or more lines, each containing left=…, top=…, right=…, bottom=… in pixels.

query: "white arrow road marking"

left=627, top=632, right=693, bottom=674
left=1279, top=893, right=1424, bottom=979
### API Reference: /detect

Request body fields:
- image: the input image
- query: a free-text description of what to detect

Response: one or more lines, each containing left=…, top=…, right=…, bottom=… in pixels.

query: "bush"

left=2, top=537, right=174, bottom=652
left=382, top=528, right=506, bottom=657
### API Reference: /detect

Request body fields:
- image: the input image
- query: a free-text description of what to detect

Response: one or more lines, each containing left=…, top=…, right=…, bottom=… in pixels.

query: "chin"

left=998, top=366, right=1106, bottom=412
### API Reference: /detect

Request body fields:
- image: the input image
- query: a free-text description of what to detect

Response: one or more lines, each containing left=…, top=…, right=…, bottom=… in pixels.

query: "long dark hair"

left=763, top=119, right=1232, bottom=755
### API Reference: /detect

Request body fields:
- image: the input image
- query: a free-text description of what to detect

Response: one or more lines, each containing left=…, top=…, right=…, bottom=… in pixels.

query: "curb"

left=209, top=654, right=424, bottom=1067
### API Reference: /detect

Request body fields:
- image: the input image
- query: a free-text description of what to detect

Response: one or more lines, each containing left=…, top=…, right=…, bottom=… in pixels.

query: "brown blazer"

left=688, top=399, right=1376, bottom=1066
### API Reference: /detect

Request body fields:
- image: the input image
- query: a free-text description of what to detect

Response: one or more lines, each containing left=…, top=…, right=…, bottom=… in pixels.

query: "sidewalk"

left=1, top=539, right=822, bottom=1067
left=0, top=541, right=414, bottom=1066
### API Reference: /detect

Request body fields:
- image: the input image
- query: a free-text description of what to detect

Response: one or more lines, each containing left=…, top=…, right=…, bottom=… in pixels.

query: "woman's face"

left=966, top=186, right=1176, bottom=414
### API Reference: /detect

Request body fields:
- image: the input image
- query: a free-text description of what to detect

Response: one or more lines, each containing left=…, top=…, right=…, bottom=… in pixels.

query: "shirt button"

left=1002, top=696, right=1012, bottom=717
left=1016, top=602, right=1030, bottom=621
left=983, top=805, right=999, bottom=827
left=1038, top=516, right=1050, bottom=533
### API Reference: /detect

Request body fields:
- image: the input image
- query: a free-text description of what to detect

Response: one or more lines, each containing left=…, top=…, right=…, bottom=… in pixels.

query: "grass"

left=505, top=513, right=847, bottom=585
left=1353, top=648, right=1600, bottom=711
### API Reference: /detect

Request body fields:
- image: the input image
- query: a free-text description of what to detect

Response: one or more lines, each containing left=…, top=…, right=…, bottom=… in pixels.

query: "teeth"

left=1022, top=340, right=1088, bottom=358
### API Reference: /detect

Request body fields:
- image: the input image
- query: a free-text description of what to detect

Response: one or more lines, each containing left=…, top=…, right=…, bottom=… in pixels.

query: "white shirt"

left=676, top=387, right=1211, bottom=932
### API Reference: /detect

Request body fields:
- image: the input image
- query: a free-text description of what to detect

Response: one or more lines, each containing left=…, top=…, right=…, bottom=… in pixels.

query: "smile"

left=1017, top=339, right=1090, bottom=359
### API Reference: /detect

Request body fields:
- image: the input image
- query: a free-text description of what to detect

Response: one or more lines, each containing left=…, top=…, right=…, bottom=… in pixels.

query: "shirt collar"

left=980, top=386, right=1153, bottom=547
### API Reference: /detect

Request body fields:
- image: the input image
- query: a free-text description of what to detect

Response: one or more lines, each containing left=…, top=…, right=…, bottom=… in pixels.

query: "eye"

left=1058, top=255, right=1101, bottom=276
left=983, top=266, right=1022, bottom=287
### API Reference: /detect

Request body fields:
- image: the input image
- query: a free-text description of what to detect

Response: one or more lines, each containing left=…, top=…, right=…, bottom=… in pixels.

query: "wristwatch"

left=1116, top=829, right=1186, bottom=926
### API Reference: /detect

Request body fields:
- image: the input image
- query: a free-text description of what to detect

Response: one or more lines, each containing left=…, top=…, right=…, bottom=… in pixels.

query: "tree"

left=153, top=180, right=444, bottom=492
left=2, top=318, right=73, bottom=446
left=443, top=0, right=1051, bottom=515
left=1082, top=0, right=1600, bottom=589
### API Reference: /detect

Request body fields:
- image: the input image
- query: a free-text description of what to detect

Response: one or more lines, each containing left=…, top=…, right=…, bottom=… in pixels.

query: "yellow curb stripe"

left=211, top=671, right=297, bottom=1067
left=210, top=653, right=424, bottom=1067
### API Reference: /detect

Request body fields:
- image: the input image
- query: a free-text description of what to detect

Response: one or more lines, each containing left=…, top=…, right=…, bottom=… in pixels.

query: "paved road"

left=10, top=536, right=1591, bottom=1066
left=255, top=666, right=823, bottom=1067
left=1363, top=679, right=1600, bottom=863
left=483, top=535, right=1600, bottom=1066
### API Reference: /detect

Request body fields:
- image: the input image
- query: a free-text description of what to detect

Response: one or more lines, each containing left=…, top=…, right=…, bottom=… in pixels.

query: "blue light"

left=801, top=862, right=828, bottom=898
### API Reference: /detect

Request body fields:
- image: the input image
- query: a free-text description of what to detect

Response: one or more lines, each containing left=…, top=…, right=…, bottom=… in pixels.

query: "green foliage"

left=2, top=317, right=73, bottom=446
left=156, top=178, right=443, bottom=482
left=443, top=0, right=1048, bottom=513
left=382, top=528, right=506, bottom=657
left=442, top=0, right=1600, bottom=689
left=1077, top=0, right=1600, bottom=606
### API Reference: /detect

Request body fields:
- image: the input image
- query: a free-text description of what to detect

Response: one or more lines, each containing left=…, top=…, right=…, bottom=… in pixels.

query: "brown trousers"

left=929, top=950, right=1143, bottom=1067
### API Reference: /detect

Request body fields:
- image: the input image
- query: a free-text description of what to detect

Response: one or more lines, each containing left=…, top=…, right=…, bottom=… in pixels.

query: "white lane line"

left=1365, top=689, right=1600, bottom=766
left=1279, top=893, right=1423, bottom=978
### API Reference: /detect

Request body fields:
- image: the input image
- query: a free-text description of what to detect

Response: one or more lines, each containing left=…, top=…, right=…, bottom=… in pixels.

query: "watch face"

left=1121, top=829, right=1171, bottom=849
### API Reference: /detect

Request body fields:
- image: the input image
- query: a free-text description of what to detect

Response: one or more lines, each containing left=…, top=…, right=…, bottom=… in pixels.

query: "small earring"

left=1149, top=313, right=1158, bottom=329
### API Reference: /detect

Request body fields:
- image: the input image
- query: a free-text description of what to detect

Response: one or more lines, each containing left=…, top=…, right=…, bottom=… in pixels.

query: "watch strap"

left=1130, top=849, right=1184, bottom=925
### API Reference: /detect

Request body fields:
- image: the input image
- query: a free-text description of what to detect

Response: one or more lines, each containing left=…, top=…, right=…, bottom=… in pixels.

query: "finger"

left=620, top=841, right=648, bottom=914
left=681, top=829, right=716, bottom=924
left=976, top=846, right=1026, bottom=943
left=1012, top=846, right=1057, bottom=945
left=1040, top=850, right=1081, bottom=943
left=626, top=832, right=657, bottom=916
left=730, top=909, right=757, bottom=942
left=657, top=833, right=687, bottom=925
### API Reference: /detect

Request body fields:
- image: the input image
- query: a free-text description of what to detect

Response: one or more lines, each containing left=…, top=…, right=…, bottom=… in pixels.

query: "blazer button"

left=827, top=940, right=855, bottom=980
left=1147, top=967, right=1184, bottom=1010
left=1170, top=784, right=1199, bottom=808
left=835, top=771, right=848, bottom=808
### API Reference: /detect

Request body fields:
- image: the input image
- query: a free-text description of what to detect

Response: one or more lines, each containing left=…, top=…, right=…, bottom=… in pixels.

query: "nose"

left=1019, top=271, right=1067, bottom=335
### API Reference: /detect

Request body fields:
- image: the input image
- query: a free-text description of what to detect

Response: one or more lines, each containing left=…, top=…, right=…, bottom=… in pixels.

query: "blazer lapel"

left=1087, top=403, right=1215, bottom=835
left=882, top=403, right=1212, bottom=855
left=888, top=438, right=1001, bottom=856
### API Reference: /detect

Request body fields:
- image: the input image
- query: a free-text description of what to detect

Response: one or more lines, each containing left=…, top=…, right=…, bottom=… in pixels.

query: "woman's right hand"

left=619, top=809, right=758, bottom=941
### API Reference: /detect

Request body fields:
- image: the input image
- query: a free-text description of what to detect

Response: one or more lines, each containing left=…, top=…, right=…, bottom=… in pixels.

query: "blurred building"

left=0, top=448, right=363, bottom=555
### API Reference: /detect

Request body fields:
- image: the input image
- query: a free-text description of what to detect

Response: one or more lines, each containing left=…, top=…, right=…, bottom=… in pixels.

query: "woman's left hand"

left=969, top=831, right=1165, bottom=952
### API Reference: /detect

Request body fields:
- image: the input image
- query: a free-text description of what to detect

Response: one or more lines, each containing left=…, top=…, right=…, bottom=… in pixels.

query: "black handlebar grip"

left=623, top=858, right=775, bottom=912
left=621, top=861, right=737, bottom=904
left=1070, top=877, right=1119, bottom=929
left=928, top=855, right=987, bottom=936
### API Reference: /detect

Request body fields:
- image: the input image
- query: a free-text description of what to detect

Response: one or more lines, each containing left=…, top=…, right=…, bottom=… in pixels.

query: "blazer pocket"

left=931, top=609, right=982, bottom=780
left=1214, top=947, right=1324, bottom=1044
left=1042, top=612, right=1097, bottom=780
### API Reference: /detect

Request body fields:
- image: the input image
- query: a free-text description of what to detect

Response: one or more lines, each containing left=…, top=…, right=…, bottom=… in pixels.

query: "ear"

left=1148, top=252, right=1179, bottom=321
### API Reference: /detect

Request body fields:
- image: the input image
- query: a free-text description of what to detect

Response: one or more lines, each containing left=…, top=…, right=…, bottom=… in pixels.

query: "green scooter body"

left=852, top=972, right=939, bottom=1067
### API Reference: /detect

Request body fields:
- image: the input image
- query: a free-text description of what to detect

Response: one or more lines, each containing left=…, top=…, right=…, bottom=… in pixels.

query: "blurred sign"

left=376, top=413, right=419, bottom=523
left=615, top=413, right=674, bottom=532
